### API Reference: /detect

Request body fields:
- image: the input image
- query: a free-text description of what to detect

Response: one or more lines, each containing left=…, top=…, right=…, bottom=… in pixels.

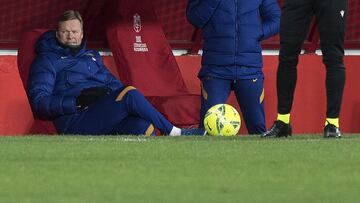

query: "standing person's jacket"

left=28, top=30, right=124, bottom=120
left=187, top=0, right=281, bottom=71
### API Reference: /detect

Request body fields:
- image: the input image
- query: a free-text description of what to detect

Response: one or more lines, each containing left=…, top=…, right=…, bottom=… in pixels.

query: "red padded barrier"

left=1, top=55, right=360, bottom=135
left=18, top=29, right=47, bottom=88
left=106, top=0, right=188, bottom=96
left=106, top=0, right=201, bottom=127
left=0, top=56, right=33, bottom=135
left=17, top=29, right=58, bottom=134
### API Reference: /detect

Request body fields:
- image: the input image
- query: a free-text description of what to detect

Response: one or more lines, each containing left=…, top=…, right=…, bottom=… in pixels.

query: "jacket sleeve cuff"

left=262, top=24, right=271, bottom=40
left=62, top=96, right=77, bottom=114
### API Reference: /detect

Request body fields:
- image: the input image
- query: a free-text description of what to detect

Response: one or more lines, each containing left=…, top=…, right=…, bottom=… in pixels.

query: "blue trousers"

left=57, top=87, right=174, bottom=135
left=199, top=77, right=266, bottom=134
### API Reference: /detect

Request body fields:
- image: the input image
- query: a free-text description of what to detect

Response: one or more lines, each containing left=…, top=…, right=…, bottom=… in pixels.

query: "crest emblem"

left=340, top=10, right=345, bottom=18
left=133, top=13, right=142, bottom=33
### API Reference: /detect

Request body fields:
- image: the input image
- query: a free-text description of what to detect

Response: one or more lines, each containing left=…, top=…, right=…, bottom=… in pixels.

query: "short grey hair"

left=58, top=10, right=83, bottom=30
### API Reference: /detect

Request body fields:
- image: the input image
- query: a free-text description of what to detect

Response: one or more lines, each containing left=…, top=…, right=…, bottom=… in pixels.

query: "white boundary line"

left=316, top=49, right=360, bottom=56
left=0, top=50, right=18, bottom=55
left=1, top=49, right=360, bottom=56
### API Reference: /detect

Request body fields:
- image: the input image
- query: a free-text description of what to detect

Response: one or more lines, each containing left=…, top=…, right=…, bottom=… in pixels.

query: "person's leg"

left=64, top=87, right=174, bottom=135
left=315, top=0, right=347, bottom=122
left=115, top=87, right=176, bottom=134
left=315, top=0, right=348, bottom=138
left=199, top=77, right=231, bottom=128
left=111, top=116, right=155, bottom=136
left=233, top=78, right=265, bottom=134
left=262, top=0, right=314, bottom=137
left=277, top=0, right=314, bottom=117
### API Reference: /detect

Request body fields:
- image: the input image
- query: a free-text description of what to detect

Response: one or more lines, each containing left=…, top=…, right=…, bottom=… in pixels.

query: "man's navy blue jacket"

left=187, top=0, right=281, bottom=72
left=28, top=31, right=123, bottom=122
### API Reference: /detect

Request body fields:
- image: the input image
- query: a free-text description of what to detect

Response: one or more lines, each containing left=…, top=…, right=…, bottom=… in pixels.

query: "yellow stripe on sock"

left=325, top=118, right=339, bottom=128
left=277, top=113, right=290, bottom=124
left=260, top=88, right=264, bottom=104
left=145, top=124, right=155, bottom=136
left=115, top=86, right=136, bottom=101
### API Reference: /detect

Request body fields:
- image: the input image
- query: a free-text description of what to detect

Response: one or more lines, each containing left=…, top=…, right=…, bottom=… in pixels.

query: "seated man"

left=27, top=10, right=205, bottom=136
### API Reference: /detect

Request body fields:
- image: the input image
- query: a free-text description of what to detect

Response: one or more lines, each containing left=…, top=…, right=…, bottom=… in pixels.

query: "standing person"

left=27, top=10, right=206, bottom=136
left=187, top=0, right=281, bottom=134
left=262, top=0, right=348, bottom=138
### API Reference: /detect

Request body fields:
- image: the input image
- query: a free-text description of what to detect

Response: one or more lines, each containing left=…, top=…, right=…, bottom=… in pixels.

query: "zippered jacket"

left=28, top=30, right=123, bottom=120
left=187, top=0, right=280, bottom=68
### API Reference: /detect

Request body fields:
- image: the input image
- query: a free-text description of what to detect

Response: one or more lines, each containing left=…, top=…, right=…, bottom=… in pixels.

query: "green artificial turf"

left=1, top=135, right=360, bottom=203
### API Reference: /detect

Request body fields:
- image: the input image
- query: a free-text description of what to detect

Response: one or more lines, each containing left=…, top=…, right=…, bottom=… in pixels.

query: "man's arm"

left=27, top=56, right=77, bottom=120
left=93, top=51, right=124, bottom=91
left=101, top=67, right=124, bottom=91
left=260, top=0, right=281, bottom=40
left=186, top=0, right=222, bottom=28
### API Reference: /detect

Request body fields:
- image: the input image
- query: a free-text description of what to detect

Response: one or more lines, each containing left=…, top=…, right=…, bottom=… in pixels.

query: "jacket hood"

left=35, top=30, right=86, bottom=56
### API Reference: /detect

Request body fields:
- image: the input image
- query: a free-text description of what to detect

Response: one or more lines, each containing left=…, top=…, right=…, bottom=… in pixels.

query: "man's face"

left=56, top=19, right=83, bottom=46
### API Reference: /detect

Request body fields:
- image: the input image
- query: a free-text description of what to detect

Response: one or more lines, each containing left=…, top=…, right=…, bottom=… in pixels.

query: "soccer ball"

left=204, top=104, right=241, bottom=136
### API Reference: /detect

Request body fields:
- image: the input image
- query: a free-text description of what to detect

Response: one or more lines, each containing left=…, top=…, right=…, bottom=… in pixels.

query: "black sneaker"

left=261, top=120, right=292, bottom=138
left=324, top=124, right=342, bottom=138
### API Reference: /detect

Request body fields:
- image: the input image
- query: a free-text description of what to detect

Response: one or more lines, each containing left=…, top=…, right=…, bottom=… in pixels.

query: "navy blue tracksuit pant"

left=199, top=77, right=266, bottom=134
left=56, top=87, right=174, bottom=135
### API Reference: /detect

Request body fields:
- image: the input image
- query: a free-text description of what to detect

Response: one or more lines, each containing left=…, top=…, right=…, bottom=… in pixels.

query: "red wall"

left=177, top=55, right=360, bottom=134
left=0, top=55, right=359, bottom=135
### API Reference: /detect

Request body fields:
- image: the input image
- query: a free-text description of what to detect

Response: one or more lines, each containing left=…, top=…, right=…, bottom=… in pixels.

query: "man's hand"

left=76, top=87, right=111, bottom=109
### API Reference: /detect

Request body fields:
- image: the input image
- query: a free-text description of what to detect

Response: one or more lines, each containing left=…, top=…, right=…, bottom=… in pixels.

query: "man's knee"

left=115, top=86, right=137, bottom=102
left=321, top=47, right=345, bottom=69
left=279, top=43, right=303, bottom=68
